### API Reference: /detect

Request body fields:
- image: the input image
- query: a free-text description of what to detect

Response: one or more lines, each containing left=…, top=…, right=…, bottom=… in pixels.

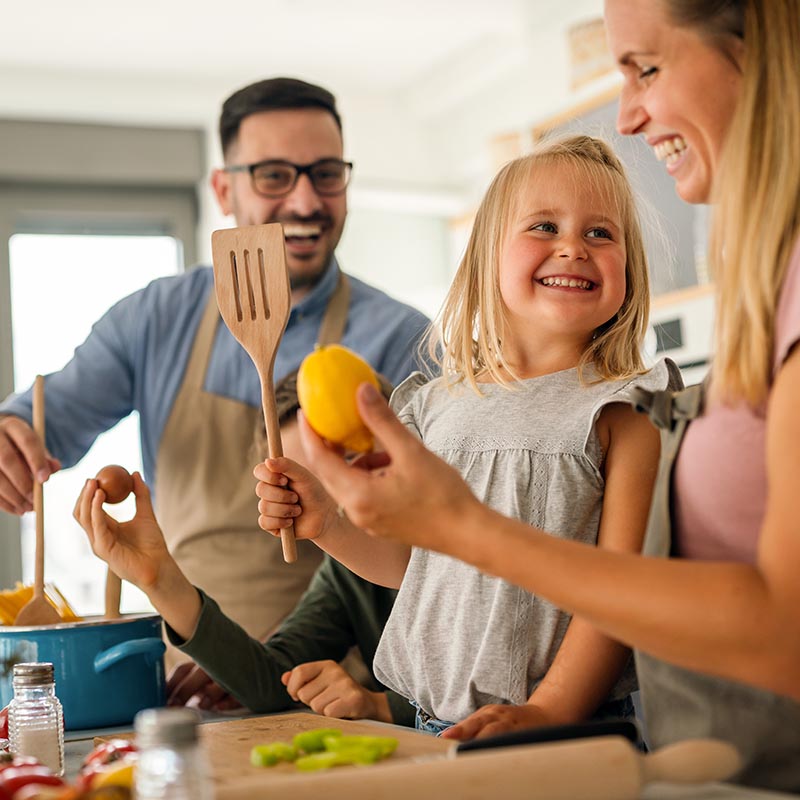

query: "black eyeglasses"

left=223, top=158, right=353, bottom=198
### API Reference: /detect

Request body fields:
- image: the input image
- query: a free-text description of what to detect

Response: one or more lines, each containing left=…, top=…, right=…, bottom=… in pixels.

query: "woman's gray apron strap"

left=631, top=382, right=800, bottom=792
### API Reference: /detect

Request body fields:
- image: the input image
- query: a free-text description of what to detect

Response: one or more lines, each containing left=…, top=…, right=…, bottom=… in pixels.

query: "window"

left=1, top=173, right=201, bottom=613
left=8, top=232, right=183, bottom=614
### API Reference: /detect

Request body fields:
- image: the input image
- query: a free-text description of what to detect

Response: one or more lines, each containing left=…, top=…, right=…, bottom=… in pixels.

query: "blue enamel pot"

left=0, top=614, right=166, bottom=731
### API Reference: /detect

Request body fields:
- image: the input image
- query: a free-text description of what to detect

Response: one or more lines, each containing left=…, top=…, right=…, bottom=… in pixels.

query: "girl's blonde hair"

left=428, top=134, right=650, bottom=392
left=670, top=0, right=800, bottom=407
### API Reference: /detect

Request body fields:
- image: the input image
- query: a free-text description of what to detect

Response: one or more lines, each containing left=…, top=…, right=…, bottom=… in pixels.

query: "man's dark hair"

left=219, top=77, right=342, bottom=158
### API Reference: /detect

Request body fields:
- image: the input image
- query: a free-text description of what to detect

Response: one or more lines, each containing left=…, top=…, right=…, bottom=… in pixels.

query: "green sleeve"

left=165, top=557, right=409, bottom=722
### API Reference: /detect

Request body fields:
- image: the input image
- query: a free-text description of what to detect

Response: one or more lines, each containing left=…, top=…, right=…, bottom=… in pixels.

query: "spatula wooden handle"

left=262, top=377, right=297, bottom=564
left=105, top=568, right=122, bottom=619
left=32, top=374, right=46, bottom=597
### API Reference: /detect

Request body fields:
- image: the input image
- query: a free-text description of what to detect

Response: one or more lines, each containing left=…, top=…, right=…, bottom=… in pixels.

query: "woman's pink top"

left=674, top=238, right=800, bottom=562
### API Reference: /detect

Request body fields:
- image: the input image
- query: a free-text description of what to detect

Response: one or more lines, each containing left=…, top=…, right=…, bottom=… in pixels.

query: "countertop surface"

left=62, top=712, right=799, bottom=800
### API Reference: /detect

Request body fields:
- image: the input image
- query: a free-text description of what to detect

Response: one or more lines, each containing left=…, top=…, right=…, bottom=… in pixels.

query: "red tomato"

left=77, top=741, right=137, bottom=792
left=81, top=740, right=136, bottom=770
left=0, top=757, right=39, bottom=774
left=0, top=765, right=64, bottom=794
left=11, top=786, right=72, bottom=800
left=0, top=706, right=8, bottom=740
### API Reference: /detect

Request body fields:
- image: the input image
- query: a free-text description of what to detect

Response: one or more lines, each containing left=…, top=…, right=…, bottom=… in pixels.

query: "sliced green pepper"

left=295, top=751, right=345, bottom=771
left=250, top=741, right=299, bottom=767
left=292, top=728, right=343, bottom=753
left=323, top=734, right=398, bottom=758
left=295, top=746, right=383, bottom=771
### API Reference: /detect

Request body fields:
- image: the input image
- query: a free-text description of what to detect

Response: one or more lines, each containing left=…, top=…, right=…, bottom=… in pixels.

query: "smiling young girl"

left=257, top=134, right=680, bottom=737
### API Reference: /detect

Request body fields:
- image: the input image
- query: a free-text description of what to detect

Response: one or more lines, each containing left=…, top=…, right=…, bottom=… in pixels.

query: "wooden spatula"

left=211, top=222, right=297, bottom=564
left=14, top=375, right=61, bottom=626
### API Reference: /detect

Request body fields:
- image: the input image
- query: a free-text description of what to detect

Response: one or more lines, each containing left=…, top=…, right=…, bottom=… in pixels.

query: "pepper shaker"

left=135, top=707, right=213, bottom=800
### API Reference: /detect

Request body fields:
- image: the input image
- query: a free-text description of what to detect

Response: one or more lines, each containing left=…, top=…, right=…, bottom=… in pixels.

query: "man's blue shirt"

left=0, top=258, right=430, bottom=491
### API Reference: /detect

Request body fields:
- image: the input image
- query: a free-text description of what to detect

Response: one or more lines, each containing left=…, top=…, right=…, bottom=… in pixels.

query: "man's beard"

left=289, top=262, right=330, bottom=292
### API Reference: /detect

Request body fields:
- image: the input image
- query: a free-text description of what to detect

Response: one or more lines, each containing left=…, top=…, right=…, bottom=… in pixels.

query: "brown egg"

left=95, top=464, right=133, bottom=504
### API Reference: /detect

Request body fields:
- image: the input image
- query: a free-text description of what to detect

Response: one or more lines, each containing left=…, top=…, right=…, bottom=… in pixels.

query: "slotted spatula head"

left=211, top=222, right=297, bottom=563
left=212, top=223, right=291, bottom=375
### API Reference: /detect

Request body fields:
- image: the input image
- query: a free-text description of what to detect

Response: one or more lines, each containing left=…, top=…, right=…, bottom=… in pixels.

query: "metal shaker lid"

left=134, top=707, right=201, bottom=748
left=12, top=662, right=55, bottom=687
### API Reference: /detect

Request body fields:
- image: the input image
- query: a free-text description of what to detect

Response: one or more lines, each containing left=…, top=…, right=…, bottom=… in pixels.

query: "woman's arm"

left=306, top=376, right=800, bottom=701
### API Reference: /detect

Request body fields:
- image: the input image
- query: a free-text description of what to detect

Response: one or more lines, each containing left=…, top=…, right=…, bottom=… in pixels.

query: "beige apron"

left=631, top=382, right=800, bottom=792
left=155, top=273, right=351, bottom=670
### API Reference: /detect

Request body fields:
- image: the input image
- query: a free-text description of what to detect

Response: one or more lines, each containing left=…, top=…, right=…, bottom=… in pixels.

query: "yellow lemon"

left=92, top=760, right=136, bottom=789
left=297, top=344, right=380, bottom=453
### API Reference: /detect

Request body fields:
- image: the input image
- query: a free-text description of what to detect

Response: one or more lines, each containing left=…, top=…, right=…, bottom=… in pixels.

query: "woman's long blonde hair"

left=428, top=135, right=651, bottom=392
left=669, top=0, right=800, bottom=406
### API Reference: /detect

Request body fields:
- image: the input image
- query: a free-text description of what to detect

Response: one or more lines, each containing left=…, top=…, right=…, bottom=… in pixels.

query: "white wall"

left=0, top=3, right=612, bottom=313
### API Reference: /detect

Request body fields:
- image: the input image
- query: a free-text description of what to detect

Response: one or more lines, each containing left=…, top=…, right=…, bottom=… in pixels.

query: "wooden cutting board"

left=98, top=711, right=450, bottom=790
left=99, top=712, right=742, bottom=799
left=198, top=711, right=449, bottom=788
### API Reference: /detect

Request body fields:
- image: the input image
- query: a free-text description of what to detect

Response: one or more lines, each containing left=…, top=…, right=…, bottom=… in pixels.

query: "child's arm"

left=73, top=473, right=203, bottom=641
left=254, top=452, right=410, bottom=589
left=442, top=402, right=658, bottom=740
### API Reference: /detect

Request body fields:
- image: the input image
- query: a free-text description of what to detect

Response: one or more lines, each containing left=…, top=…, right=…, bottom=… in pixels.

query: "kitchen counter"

left=63, top=712, right=799, bottom=800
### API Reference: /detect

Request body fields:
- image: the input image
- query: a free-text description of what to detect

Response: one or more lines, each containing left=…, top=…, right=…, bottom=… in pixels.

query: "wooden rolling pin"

left=215, top=735, right=741, bottom=800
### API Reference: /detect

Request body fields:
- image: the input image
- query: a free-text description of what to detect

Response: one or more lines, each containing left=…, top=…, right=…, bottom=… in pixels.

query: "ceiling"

left=4, top=0, right=603, bottom=94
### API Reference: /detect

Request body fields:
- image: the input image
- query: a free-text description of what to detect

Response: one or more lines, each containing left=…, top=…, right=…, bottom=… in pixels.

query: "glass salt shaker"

left=135, top=707, right=214, bottom=800
left=7, top=662, right=65, bottom=776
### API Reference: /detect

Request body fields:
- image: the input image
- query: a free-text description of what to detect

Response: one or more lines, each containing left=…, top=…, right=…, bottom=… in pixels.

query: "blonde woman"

left=254, top=135, right=679, bottom=737
left=289, top=0, right=800, bottom=790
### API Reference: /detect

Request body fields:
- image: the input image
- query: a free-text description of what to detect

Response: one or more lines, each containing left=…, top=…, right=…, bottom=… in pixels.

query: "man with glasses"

left=0, top=78, right=429, bottom=720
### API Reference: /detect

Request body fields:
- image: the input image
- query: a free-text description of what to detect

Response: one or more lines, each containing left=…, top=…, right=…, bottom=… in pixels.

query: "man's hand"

left=0, top=414, right=60, bottom=514
left=167, top=662, right=243, bottom=712
left=282, top=660, right=392, bottom=723
left=440, top=703, right=557, bottom=740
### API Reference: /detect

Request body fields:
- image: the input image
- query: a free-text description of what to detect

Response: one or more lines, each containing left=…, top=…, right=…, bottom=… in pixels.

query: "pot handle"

left=94, top=637, right=167, bottom=674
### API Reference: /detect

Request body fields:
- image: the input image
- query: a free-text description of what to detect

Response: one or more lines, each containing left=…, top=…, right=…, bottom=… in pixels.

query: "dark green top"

left=166, top=556, right=414, bottom=726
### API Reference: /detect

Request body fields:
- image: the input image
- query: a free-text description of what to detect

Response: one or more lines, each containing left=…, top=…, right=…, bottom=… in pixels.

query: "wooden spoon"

left=14, top=375, right=61, bottom=626
left=104, top=568, right=122, bottom=620
left=94, top=464, right=132, bottom=620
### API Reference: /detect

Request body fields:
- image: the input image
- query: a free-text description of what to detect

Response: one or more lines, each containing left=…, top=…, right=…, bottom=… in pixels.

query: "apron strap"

left=632, top=381, right=706, bottom=463
left=317, top=272, right=351, bottom=346
left=185, top=290, right=222, bottom=393
left=630, top=381, right=705, bottom=431
left=262, top=271, right=352, bottom=433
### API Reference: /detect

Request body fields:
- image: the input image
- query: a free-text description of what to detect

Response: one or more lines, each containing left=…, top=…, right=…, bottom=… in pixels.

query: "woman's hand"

left=282, top=660, right=392, bottom=723
left=253, top=456, right=340, bottom=542
left=441, top=703, right=557, bottom=741
left=72, top=471, right=172, bottom=592
left=298, top=383, right=481, bottom=552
